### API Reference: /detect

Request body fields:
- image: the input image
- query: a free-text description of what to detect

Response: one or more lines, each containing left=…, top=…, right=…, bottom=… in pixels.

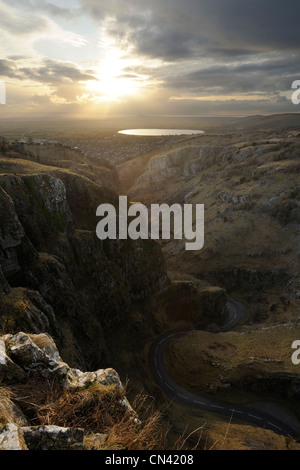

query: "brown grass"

left=0, top=386, right=15, bottom=425
left=8, top=374, right=212, bottom=450
left=37, top=384, right=124, bottom=432
left=10, top=378, right=170, bottom=450
left=28, top=333, right=55, bottom=351
left=102, top=393, right=166, bottom=450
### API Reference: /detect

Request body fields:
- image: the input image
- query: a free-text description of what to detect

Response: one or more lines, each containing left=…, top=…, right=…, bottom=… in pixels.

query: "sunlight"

left=86, top=46, right=142, bottom=102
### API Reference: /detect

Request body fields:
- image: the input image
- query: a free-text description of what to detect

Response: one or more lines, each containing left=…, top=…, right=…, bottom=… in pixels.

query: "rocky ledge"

left=0, top=332, right=137, bottom=450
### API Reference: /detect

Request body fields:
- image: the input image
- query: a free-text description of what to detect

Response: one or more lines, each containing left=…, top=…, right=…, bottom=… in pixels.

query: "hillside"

left=1, top=115, right=300, bottom=450
left=115, top=115, right=300, bottom=448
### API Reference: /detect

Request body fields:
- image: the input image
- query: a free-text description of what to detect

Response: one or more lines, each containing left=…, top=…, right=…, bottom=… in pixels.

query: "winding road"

left=150, top=298, right=299, bottom=437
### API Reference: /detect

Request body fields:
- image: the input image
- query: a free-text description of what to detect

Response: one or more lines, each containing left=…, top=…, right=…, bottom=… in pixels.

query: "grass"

left=8, top=376, right=210, bottom=450
left=28, top=333, right=55, bottom=351
left=0, top=386, right=15, bottom=425
left=163, top=323, right=300, bottom=414
left=9, top=377, right=168, bottom=450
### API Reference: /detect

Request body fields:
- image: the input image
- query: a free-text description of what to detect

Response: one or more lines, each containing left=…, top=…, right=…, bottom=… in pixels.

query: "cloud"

left=78, top=0, right=300, bottom=59
left=0, top=0, right=49, bottom=36
left=1, top=0, right=299, bottom=116
left=5, top=0, right=81, bottom=19
left=0, top=60, right=21, bottom=79
left=73, top=0, right=300, bottom=109
left=20, top=61, right=96, bottom=84
left=0, top=58, right=95, bottom=84
left=0, top=0, right=87, bottom=48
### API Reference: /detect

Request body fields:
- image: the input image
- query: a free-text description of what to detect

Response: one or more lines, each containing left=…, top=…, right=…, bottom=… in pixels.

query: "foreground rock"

left=22, top=425, right=85, bottom=450
left=0, top=332, right=132, bottom=396
left=0, top=332, right=138, bottom=450
left=0, top=424, right=27, bottom=450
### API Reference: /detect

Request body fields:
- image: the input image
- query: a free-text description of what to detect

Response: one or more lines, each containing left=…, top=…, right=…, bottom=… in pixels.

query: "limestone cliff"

left=0, top=155, right=167, bottom=371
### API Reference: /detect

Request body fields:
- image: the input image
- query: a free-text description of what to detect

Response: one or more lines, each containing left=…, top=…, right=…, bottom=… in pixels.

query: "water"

left=118, top=129, right=205, bottom=136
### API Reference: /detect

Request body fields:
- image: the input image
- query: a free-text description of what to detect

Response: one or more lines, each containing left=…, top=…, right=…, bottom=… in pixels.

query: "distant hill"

left=228, top=113, right=300, bottom=131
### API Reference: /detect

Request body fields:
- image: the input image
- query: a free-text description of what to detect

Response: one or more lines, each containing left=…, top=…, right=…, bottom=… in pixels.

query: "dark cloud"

left=79, top=0, right=300, bottom=59
left=2, top=0, right=300, bottom=115
left=19, top=60, right=95, bottom=85
left=160, top=53, right=300, bottom=96
left=0, top=60, right=21, bottom=79
left=0, top=58, right=96, bottom=85
left=3, top=0, right=79, bottom=19
left=75, top=0, right=300, bottom=107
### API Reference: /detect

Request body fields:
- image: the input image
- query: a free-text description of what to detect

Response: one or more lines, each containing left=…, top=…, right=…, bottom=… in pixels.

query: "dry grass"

left=10, top=378, right=171, bottom=450
left=0, top=386, right=15, bottom=425
left=10, top=378, right=62, bottom=425
left=103, top=393, right=166, bottom=450
left=28, top=333, right=55, bottom=351
left=37, top=384, right=125, bottom=432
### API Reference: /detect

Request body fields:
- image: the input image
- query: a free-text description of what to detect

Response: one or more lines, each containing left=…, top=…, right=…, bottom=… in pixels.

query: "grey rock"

left=22, top=425, right=85, bottom=450
left=0, top=424, right=28, bottom=450
left=0, top=339, right=26, bottom=382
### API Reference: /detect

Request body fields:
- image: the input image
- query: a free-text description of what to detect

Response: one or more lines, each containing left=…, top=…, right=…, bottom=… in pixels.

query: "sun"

left=86, top=47, right=142, bottom=102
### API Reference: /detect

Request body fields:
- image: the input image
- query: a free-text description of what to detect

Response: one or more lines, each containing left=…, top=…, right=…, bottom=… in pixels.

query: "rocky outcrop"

left=22, top=425, right=85, bottom=451
left=0, top=332, right=132, bottom=397
left=0, top=423, right=28, bottom=450
left=136, top=145, right=231, bottom=184
left=0, top=331, right=138, bottom=450
left=0, top=424, right=86, bottom=451
left=0, top=185, right=36, bottom=282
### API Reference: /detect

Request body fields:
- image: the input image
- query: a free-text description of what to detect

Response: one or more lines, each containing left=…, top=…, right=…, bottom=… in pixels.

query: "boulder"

left=0, top=423, right=28, bottom=450
left=0, top=339, right=26, bottom=383
left=22, top=425, right=85, bottom=450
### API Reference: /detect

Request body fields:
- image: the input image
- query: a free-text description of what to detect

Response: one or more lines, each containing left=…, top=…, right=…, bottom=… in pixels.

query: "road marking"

left=193, top=400, right=206, bottom=405
left=230, top=409, right=243, bottom=414
left=267, top=422, right=282, bottom=431
left=177, top=393, right=188, bottom=400
left=165, top=382, right=174, bottom=391
left=151, top=301, right=291, bottom=437
left=248, top=414, right=262, bottom=420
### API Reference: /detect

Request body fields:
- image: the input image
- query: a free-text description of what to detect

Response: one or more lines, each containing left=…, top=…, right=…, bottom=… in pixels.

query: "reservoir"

left=118, top=129, right=205, bottom=136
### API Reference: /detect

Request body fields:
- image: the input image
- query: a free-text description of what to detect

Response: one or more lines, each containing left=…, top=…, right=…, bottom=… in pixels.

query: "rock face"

left=0, top=152, right=167, bottom=451
left=152, top=281, right=227, bottom=330
left=22, top=425, right=85, bottom=451
left=0, top=332, right=137, bottom=450
left=136, top=146, right=230, bottom=184
left=0, top=423, right=27, bottom=450
left=0, top=424, right=86, bottom=451
left=0, top=332, right=130, bottom=394
left=0, top=157, right=167, bottom=369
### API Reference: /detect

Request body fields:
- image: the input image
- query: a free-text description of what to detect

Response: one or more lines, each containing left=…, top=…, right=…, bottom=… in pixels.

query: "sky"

left=0, top=0, right=300, bottom=118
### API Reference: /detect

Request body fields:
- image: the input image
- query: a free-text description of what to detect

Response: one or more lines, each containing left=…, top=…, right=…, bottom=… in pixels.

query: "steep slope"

left=122, top=129, right=300, bottom=325
left=0, top=155, right=167, bottom=371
